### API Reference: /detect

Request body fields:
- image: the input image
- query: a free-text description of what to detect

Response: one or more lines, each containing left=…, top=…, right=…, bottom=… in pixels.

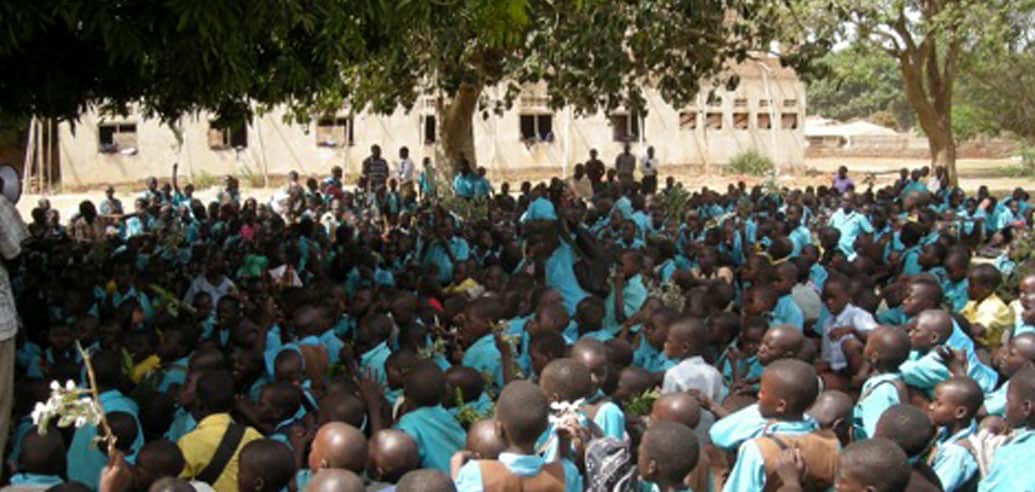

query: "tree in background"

left=335, top=0, right=812, bottom=172
left=770, top=0, right=1035, bottom=185
left=807, top=46, right=913, bottom=130
left=0, top=0, right=814, bottom=176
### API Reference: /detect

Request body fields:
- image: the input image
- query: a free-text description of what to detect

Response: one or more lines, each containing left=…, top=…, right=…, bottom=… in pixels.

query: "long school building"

left=55, top=58, right=805, bottom=188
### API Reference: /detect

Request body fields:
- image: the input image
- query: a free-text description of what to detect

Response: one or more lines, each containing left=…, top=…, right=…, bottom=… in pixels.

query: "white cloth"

left=0, top=196, right=26, bottom=342
left=182, top=275, right=236, bottom=306
left=820, top=304, right=878, bottom=371
left=661, top=356, right=724, bottom=402
left=397, top=158, right=415, bottom=184
left=270, top=265, right=303, bottom=288
left=641, top=156, right=659, bottom=176
left=792, top=283, right=822, bottom=323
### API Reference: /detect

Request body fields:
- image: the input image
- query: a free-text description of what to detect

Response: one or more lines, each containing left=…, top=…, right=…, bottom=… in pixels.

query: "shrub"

left=191, top=171, right=219, bottom=190
left=726, top=149, right=774, bottom=176
left=1005, top=146, right=1035, bottom=177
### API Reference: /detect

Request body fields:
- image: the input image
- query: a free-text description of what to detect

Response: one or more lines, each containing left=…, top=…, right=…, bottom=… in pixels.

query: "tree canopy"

left=807, top=47, right=912, bottom=130
left=0, top=0, right=811, bottom=171
left=767, top=0, right=1035, bottom=183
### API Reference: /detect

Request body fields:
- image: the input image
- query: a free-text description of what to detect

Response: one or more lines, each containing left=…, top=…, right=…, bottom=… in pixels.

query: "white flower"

left=31, top=401, right=51, bottom=426
left=74, top=416, right=88, bottom=428
left=65, top=380, right=77, bottom=392
left=49, top=380, right=60, bottom=391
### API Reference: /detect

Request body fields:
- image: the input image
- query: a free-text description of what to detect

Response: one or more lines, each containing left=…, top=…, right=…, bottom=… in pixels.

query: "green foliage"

left=726, top=150, right=774, bottom=176
left=237, top=166, right=266, bottom=189
left=191, top=171, right=219, bottom=190
left=651, top=186, right=692, bottom=224
left=807, top=46, right=913, bottom=129
left=623, top=388, right=661, bottom=417
left=1005, top=147, right=1035, bottom=177
left=951, top=102, right=1001, bottom=142
left=453, top=388, right=493, bottom=427
left=958, top=46, right=1035, bottom=142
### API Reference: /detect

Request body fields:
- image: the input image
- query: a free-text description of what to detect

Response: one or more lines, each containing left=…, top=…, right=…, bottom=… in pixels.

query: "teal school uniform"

left=943, top=278, right=969, bottom=313
left=455, top=452, right=582, bottom=492
left=772, top=294, right=804, bottom=330
left=853, top=372, right=903, bottom=440
left=8, top=473, right=63, bottom=489
left=360, top=341, right=392, bottom=388
left=395, top=405, right=467, bottom=473
left=585, top=390, right=626, bottom=440
left=544, top=242, right=589, bottom=315
left=931, top=421, right=978, bottom=492
left=449, top=392, right=494, bottom=419
left=67, top=389, right=144, bottom=490
left=984, top=381, right=1009, bottom=417
left=164, top=406, right=197, bottom=442
left=900, top=350, right=951, bottom=393
left=461, top=334, right=504, bottom=392
left=808, top=263, right=828, bottom=293
left=788, top=225, right=811, bottom=257
left=723, top=419, right=820, bottom=492
left=709, top=404, right=769, bottom=452
left=827, top=209, right=874, bottom=258
left=632, top=339, right=677, bottom=373
left=978, top=428, right=1035, bottom=491
left=603, top=274, right=648, bottom=333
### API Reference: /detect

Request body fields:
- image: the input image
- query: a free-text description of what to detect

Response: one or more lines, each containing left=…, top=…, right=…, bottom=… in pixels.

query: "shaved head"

left=304, top=469, right=364, bottom=492
left=308, top=422, right=368, bottom=473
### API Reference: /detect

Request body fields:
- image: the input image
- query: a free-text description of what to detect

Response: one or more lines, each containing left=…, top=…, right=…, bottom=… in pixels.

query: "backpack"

left=584, top=436, right=637, bottom=492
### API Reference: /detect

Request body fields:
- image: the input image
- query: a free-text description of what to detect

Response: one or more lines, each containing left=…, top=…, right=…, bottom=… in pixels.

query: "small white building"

left=805, top=117, right=908, bottom=150
left=55, top=58, right=806, bottom=187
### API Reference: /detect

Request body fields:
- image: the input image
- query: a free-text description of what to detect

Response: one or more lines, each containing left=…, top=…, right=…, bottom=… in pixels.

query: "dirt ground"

left=18, top=156, right=1029, bottom=221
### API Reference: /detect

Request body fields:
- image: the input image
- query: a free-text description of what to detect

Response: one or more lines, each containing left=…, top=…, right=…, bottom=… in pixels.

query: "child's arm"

left=357, top=371, right=389, bottom=433
left=494, top=331, right=515, bottom=385
left=613, top=273, right=626, bottom=324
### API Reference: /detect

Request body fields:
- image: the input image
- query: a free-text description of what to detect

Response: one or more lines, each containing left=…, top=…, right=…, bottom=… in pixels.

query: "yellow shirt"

left=960, top=294, right=1014, bottom=349
left=178, top=413, right=262, bottom=492
left=131, top=354, right=161, bottom=384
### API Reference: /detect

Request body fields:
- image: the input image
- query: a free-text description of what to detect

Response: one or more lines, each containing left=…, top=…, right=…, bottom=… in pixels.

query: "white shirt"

left=183, top=275, right=236, bottom=306
left=0, top=196, right=27, bottom=342
left=661, top=356, right=724, bottom=402
left=397, top=158, right=415, bottom=184
left=641, top=156, right=659, bottom=176
left=820, top=304, right=878, bottom=370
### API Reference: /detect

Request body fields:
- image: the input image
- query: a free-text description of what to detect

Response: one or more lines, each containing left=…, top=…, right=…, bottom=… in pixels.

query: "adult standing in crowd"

left=641, top=146, right=659, bottom=195
left=0, top=179, right=26, bottom=463
left=363, top=145, right=390, bottom=192
left=584, top=149, right=605, bottom=193
left=614, top=143, right=636, bottom=185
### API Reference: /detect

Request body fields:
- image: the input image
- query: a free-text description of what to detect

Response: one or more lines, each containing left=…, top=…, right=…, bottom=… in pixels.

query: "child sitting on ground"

left=637, top=421, right=700, bottom=492
left=452, top=381, right=581, bottom=492
left=660, top=316, right=724, bottom=402
left=237, top=439, right=296, bottom=492
left=985, top=333, right=1035, bottom=416
left=394, top=361, right=467, bottom=473
left=570, top=338, right=626, bottom=440
left=961, top=264, right=1012, bottom=351
left=873, top=404, right=942, bottom=492
left=926, top=377, right=982, bottom=492
left=853, top=326, right=911, bottom=440
left=367, top=429, right=420, bottom=488
left=978, top=365, right=1035, bottom=491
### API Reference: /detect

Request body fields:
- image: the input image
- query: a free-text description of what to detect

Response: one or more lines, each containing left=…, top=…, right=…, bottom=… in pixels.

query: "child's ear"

left=253, top=477, right=265, bottom=492
left=954, top=405, right=968, bottom=421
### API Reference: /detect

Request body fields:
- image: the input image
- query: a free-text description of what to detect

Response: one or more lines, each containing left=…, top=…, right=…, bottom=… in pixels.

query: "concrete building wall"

left=58, top=68, right=805, bottom=187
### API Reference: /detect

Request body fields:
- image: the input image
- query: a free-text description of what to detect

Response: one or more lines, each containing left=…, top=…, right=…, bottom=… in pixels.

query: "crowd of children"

left=3, top=160, right=1035, bottom=492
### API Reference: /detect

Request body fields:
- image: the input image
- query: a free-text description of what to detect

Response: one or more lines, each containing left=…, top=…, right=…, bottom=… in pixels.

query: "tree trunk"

left=436, top=82, right=482, bottom=176
left=928, top=125, right=958, bottom=185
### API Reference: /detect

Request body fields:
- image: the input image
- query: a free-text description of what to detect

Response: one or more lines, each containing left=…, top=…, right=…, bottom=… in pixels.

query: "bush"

left=191, top=171, right=219, bottom=190
left=726, top=150, right=774, bottom=176
left=1005, top=146, right=1035, bottom=177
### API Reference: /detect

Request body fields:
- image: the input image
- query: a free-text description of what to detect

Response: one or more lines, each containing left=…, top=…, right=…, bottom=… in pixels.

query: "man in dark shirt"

left=362, top=145, right=390, bottom=191
left=584, top=149, right=606, bottom=192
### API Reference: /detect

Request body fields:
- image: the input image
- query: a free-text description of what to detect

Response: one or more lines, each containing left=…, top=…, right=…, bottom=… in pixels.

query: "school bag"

left=584, top=436, right=638, bottom=492
left=753, top=429, right=839, bottom=492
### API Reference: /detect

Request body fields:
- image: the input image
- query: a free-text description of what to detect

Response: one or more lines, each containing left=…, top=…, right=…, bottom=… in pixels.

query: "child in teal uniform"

left=458, top=298, right=509, bottom=392
left=358, top=313, right=394, bottom=388
left=394, top=361, right=467, bottom=473
left=453, top=381, right=582, bottom=492
left=771, top=263, right=805, bottom=330
left=942, top=248, right=971, bottom=313
left=853, top=326, right=910, bottom=440
left=637, top=422, right=700, bottom=492
left=927, top=377, right=981, bottom=492
left=723, top=360, right=833, bottom=492
left=984, top=333, right=1035, bottom=417
left=604, top=250, right=648, bottom=334
left=570, top=339, right=626, bottom=440
left=66, top=351, right=145, bottom=490
left=8, top=429, right=66, bottom=491
left=978, top=365, right=1035, bottom=491
left=900, top=309, right=954, bottom=394
left=633, top=307, right=678, bottom=375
